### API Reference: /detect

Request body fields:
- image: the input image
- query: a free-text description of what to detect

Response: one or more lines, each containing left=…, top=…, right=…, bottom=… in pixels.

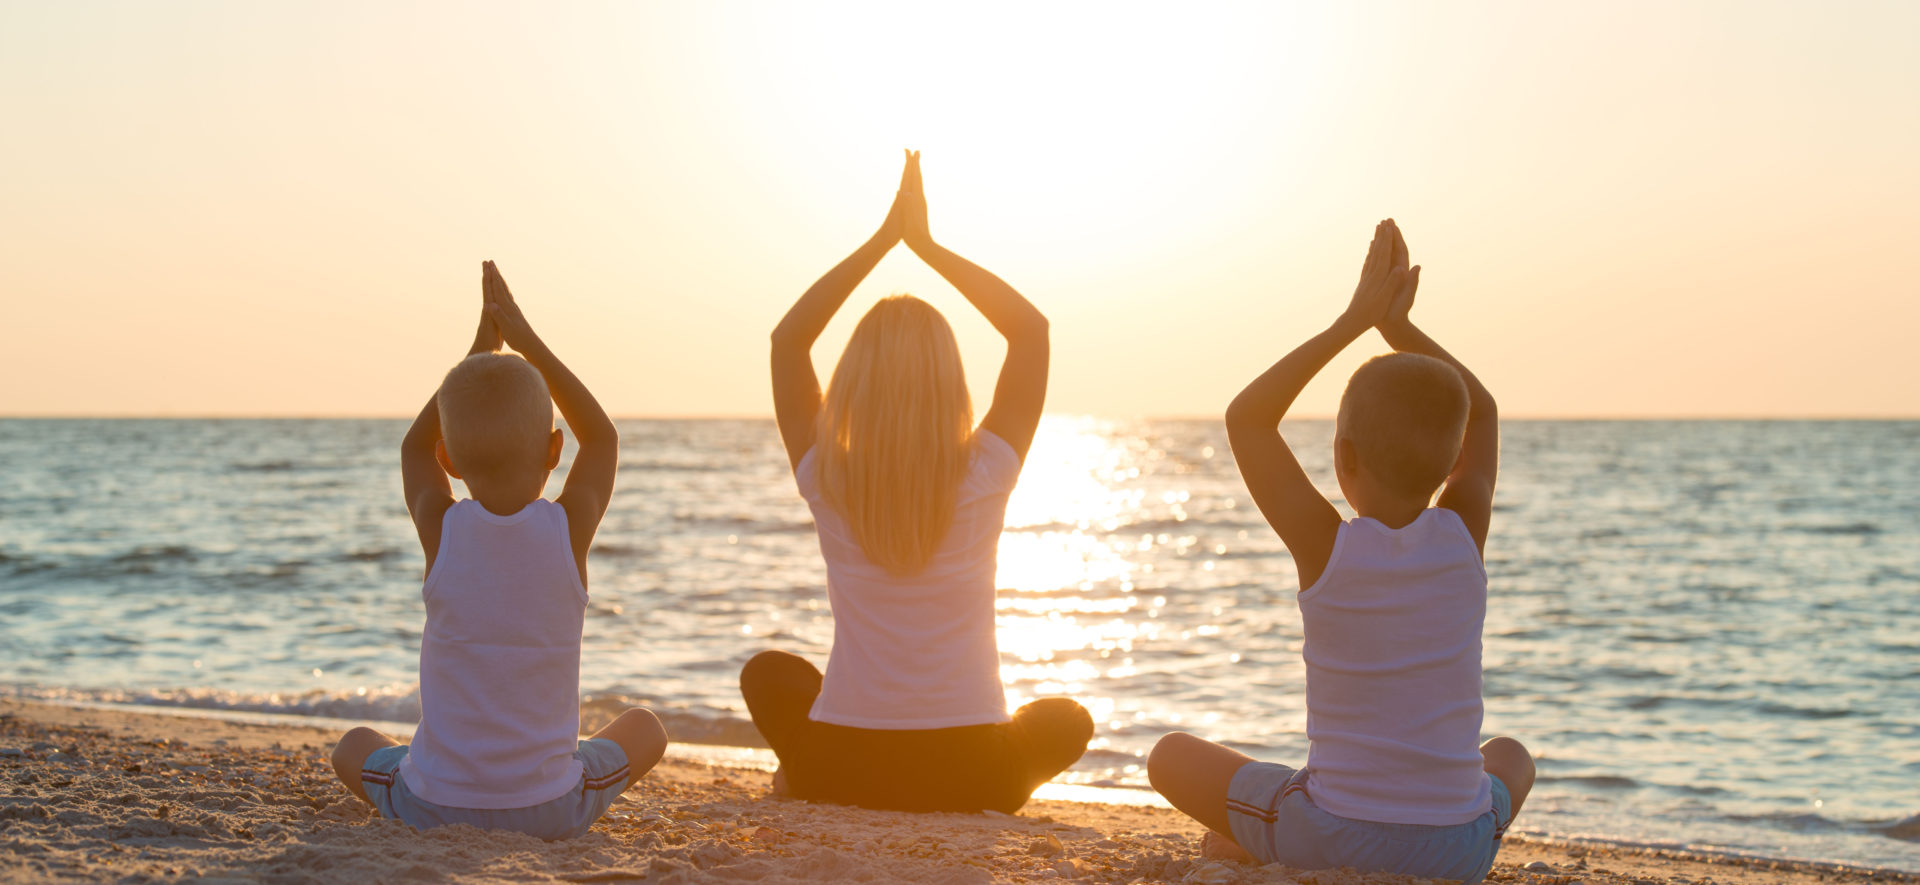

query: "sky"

left=2, top=1, right=1916, bottom=418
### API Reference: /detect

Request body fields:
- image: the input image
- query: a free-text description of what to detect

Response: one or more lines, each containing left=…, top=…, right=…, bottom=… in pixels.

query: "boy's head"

left=1335, top=353, right=1470, bottom=505
left=435, top=353, right=559, bottom=482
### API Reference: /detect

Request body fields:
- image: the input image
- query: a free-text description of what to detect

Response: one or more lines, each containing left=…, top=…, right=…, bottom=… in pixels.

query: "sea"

left=1, top=418, right=1915, bottom=872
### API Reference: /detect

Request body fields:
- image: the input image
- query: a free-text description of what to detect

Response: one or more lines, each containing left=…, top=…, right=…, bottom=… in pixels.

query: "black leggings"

left=738, top=649, right=1094, bottom=814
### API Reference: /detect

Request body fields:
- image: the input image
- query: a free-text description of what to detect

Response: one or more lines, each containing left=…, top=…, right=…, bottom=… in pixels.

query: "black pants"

left=738, top=649, right=1094, bottom=814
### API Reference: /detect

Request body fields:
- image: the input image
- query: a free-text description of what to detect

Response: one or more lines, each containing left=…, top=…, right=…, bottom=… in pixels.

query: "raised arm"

left=769, top=153, right=913, bottom=468
left=482, top=261, right=618, bottom=585
left=1225, top=220, right=1407, bottom=590
left=400, top=285, right=503, bottom=575
left=1376, top=227, right=1498, bottom=555
left=898, top=151, right=1050, bottom=460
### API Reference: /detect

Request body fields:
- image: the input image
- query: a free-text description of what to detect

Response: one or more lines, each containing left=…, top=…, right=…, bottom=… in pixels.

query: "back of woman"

left=798, top=426, right=1019, bottom=729
left=741, top=151, right=1091, bottom=813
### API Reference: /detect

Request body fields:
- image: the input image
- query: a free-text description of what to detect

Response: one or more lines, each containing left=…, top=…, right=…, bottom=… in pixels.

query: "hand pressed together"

left=481, top=260, right=546, bottom=357
left=1343, top=219, right=1415, bottom=330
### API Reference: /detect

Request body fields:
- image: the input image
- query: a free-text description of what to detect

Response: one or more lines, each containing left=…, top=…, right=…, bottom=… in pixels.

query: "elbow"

left=1224, top=395, right=1281, bottom=438
left=1009, top=312, right=1049, bottom=344
left=770, top=323, right=808, bottom=354
left=589, top=420, right=620, bottom=448
left=400, top=428, right=432, bottom=457
left=572, top=412, right=619, bottom=450
left=1224, top=394, right=1258, bottom=431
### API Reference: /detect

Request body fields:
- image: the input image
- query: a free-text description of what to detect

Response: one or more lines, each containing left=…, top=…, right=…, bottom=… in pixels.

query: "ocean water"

left=1, top=418, right=1916, bottom=871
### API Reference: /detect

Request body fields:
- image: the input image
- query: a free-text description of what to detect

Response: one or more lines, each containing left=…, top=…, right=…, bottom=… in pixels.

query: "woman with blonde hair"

left=740, top=151, right=1091, bottom=813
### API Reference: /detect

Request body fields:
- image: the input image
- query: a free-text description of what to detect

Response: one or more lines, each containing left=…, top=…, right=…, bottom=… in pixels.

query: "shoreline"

left=3, top=699, right=1913, bottom=884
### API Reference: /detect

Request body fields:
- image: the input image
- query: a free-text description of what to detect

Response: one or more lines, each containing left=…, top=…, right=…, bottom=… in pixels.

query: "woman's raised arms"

left=769, top=153, right=915, bottom=469
left=897, top=151, right=1050, bottom=461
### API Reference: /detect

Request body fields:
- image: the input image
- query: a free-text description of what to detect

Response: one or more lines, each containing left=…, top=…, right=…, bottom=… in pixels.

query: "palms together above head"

left=480, top=260, right=544, bottom=355
left=883, top=149, right=934, bottom=253
left=1346, top=219, right=1420, bottom=330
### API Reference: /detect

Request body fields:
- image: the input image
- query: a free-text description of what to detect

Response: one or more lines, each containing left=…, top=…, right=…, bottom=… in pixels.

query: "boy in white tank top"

left=1146, top=221, right=1536, bottom=884
left=327, top=261, right=668, bottom=840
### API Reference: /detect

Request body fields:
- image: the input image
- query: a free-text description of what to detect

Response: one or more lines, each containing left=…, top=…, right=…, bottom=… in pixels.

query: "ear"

left=1334, top=435, right=1358, bottom=480
left=435, top=439, right=463, bottom=480
left=546, top=428, right=564, bottom=470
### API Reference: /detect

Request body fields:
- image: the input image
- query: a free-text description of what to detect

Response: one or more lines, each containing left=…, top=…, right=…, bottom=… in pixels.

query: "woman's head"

left=815, top=295, right=974, bottom=575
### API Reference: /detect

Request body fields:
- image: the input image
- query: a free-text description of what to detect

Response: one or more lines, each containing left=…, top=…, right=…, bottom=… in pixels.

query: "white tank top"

left=796, top=431, right=1021, bottom=729
left=1298, top=508, right=1493, bottom=825
left=398, top=498, right=588, bottom=809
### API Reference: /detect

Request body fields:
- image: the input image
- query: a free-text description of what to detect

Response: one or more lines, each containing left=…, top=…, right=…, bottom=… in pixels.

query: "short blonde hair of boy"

left=436, top=353, right=554, bottom=477
left=1336, top=352, right=1470, bottom=499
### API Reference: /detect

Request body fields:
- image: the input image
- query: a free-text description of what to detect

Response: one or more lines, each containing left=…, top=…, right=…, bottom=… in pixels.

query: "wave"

left=229, top=460, right=300, bottom=472
left=1076, top=748, right=1146, bottom=767
left=1537, top=774, right=1639, bottom=789
left=112, top=544, right=197, bottom=564
left=620, top=460, right=737, bottom=474
left=6, top=684, right=774, bottom=754
left=1787, top=522, right=1882, bottom=536
left=9, top=683, right=425, bottom=724
left=1755, top=701, right=1857, bottom=719
left=1727, top=810, right=1920, bottom=843
left=1878, top=814, right=1920, bottom=843
left=670, top=514, right=814, bottom=534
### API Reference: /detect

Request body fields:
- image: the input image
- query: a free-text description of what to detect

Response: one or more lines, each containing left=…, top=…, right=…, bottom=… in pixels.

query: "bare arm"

left=483, top=261, right=618, bottom=585
left=899, top=151, right=1049, bottom=460
left=1376, top=234, right=1498, bottom=555
left=769, top=154, right=913, bottom=469
left=1225, top=220, right=1406, bottom=590
left=401, top=290, right=503, bottom=576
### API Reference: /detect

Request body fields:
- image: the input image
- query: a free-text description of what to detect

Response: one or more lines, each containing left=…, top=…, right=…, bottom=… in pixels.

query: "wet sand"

left=1, top=699, right=1909, bottom=884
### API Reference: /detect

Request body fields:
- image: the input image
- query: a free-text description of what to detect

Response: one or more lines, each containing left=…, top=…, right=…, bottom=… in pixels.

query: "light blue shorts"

left=360, top=739, right=630, bottom=841
left=1226, top=763, right=1512, bottom=885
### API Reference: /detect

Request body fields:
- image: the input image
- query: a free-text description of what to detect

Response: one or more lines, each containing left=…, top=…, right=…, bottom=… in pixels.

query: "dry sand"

left=2, top=699, right=1910, bottom=885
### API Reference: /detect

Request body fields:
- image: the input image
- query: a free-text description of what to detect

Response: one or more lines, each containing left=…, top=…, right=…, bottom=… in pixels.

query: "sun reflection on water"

left=992, top=417, right=1179, bottom=752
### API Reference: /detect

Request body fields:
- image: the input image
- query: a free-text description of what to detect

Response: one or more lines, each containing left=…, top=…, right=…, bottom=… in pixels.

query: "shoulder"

left=975, top=428, right=1017, bottom=461
left=1299, top=517, right=1360, bottom=598
left=1426, top=507, right=1480, bottom=548
left=529, top=498, right=578, bottom=544
left=793, top=446, right=821, bottom=499
left=435, top=497, right=475, bottom=529
left=969, top=430, right=1021, bottom=487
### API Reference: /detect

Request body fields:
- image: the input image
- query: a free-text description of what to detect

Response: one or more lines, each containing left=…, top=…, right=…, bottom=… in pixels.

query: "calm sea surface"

left=1, top=419, right=1916, bottom=870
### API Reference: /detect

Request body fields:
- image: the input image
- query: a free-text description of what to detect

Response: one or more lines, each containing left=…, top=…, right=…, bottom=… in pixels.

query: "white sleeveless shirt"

left=1298, top=508, right=1493, bottom=825
left=796, top=431, right=1021, bottom=729
left=398, top=498, right=588, bottom=809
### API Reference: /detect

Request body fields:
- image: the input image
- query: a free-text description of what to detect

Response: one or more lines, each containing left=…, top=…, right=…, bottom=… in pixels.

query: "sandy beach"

left=1, top=699, right=1908, bottom=885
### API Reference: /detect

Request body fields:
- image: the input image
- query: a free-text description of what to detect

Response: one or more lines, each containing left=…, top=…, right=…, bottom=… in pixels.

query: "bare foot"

left=769, top=766, right=790, bottom=798
left=1200, top=830, right=1256, bottom=864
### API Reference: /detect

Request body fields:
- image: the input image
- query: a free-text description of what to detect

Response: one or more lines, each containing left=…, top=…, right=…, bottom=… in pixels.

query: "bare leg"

left=330, top=726, right=401, bottom=805
left=1480, top=736, right=1535, bottom=819
left=1147, top=732, right=1258, bottom=857
left=590, top=708, right=669, bottom=792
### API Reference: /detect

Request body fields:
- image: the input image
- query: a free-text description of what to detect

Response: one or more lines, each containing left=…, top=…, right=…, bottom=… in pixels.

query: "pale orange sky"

left=3, top=2, right=1916, bottom=418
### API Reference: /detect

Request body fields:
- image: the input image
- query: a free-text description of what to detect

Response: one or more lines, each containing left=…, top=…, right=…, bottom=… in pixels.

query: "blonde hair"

left=815, top=296, right=975, bottom=575
left=436, top=353, right=554, bottom=478
left=1336, top=352, right=1470, bottom=499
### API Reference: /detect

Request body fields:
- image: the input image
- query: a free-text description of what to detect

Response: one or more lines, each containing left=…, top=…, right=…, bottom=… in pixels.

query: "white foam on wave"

left=7, top=682, right=426, bottom=724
